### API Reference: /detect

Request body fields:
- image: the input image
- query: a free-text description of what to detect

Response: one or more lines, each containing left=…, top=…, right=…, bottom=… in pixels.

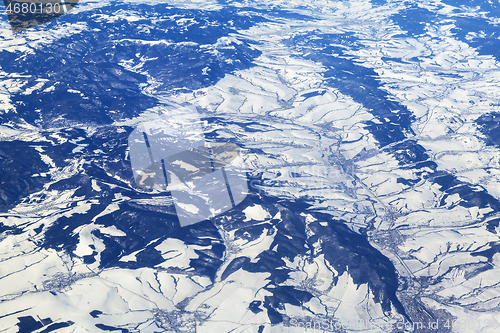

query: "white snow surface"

left=1, top=0, right=500, bottom=332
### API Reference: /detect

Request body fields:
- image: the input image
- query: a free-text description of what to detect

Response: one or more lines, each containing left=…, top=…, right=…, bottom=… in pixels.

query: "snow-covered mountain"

left=1, top=0, right=500, bottom=332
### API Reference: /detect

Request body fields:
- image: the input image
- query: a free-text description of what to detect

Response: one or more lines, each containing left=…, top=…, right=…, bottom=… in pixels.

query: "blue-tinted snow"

left=2, top=0, right=500, bottom=331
